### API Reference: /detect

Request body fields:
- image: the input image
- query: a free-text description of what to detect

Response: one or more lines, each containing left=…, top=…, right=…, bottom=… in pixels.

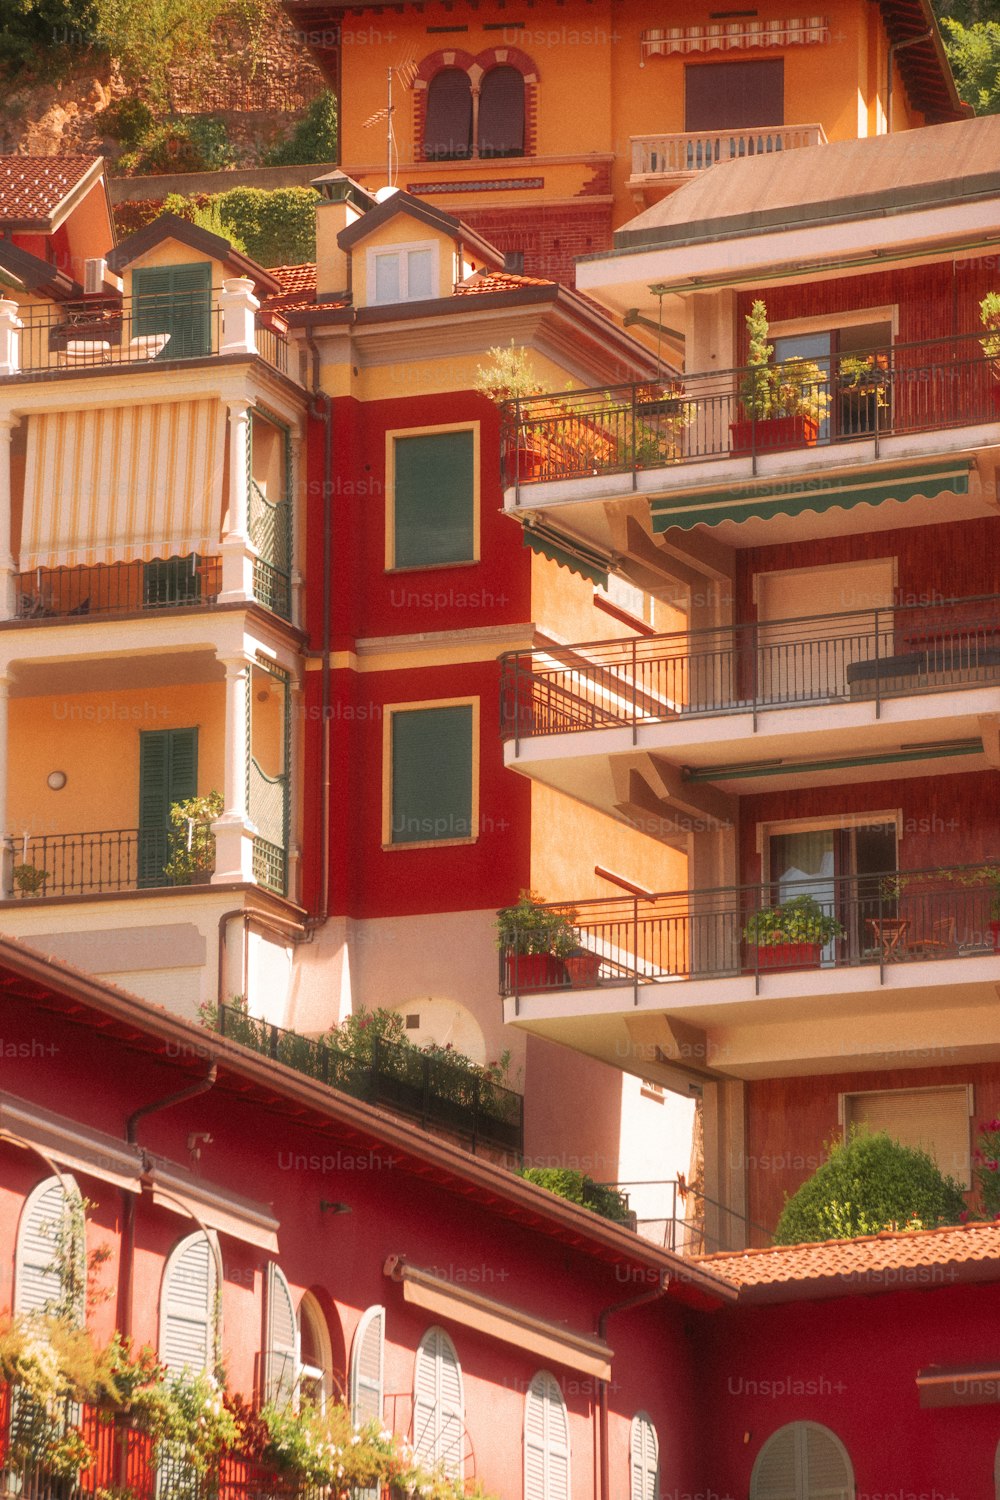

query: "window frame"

left=384, top=422, right=480, bottom=573
left=629, top=1411, right=659, bottom=1500
left=298, top=1290, right=334, bottom=1410
left=382, top=697, right=480, bottom=851
left=524, top=1370, right=571, bottom=1500
left=839, top=1083, right=974, bottom=1188
left=366, top=241, right=440, bottom=306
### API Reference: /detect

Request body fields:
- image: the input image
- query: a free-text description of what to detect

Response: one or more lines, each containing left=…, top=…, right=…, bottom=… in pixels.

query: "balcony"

left=502, top=332, right=999, bottom=502
left=0, top=283, right=292, bottom=382
left=216, top=1002, right=524, bottom=1156
left=499, top=867, right=1000, bottom=1081
left=13, top=556, right=222, bottom=620
left=499, top=593, right=1000, bottom=807
left=628, top=124, right=826, bottom=198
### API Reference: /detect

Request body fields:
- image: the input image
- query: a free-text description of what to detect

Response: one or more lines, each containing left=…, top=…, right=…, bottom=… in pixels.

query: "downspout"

left=117, top=1065, right=218, bottom=1340
left=305, top=326, right=333, bottom=927
left=886, top=30, right=932, bottom=134
left=596, top=1277, right=671, bottom=1500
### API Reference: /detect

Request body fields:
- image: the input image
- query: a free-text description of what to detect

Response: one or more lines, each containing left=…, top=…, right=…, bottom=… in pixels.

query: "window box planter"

left=746, top=940, right=822, bottom=972
left=729, top=413, right=819, bottom=456
left=504, top=952, right=566, bottom=989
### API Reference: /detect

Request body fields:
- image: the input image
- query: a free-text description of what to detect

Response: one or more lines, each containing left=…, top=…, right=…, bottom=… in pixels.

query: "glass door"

left=767, top=822, right=897, bottom=964
left=772, top=331, right=832, bottom=443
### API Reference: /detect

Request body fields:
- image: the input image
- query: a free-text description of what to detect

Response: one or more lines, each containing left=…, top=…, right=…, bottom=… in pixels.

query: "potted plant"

left=496, top=890, right=577, bottom=990
left=475, top=342, right=545, bottom=480
left=13, top=863, right=48, bottom=898
left=164, top=791, right=224, bottom=886
left=958, top=862, right=1000, bottom=950
left=630, top=386, right=696, bottom=466
left=838, top=352, right=889, bottom=433
left=742, top=894, right=845, bottom=971
left=979, top=293, right=1000, bottom=409
left=564, top=945, right=602, bottom=988
left=730, top=300, right=830, bottom=455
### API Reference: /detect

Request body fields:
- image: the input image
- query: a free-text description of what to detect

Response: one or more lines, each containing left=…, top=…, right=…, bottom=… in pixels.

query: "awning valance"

left=384, top=1255, right=614, bottom=1379
left=143, top=1161, right=279, bottom=1253
left=524, top=524, right=610, bottom=588
left=650, top=460, right=972, bottom=534
left=0, top=1090, right=143, bottom=1192
left=20, top=399, right=227, bottom=571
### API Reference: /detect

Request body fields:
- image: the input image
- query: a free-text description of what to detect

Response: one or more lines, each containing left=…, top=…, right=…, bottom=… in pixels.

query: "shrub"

left=163, top=186, right=318, bottom=267
left=265, top=91, right=338, bottom=166
left=773, top=1129, right=967, bottom=1245
left=519, top=1167, right=633, bottom=1225
left=102, top=97, right=155, bottom=150
left=118, top=116, right=233, bottom=175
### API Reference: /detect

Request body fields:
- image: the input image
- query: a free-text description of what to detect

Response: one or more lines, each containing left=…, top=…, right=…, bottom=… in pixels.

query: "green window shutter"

left=133, top=262, right=212, bottom=359
left=391, top=705, right=473, bottom=845
left=393, top=430, right=475, bottom=568
left=138, top=727, right=199, bottom=884
left=143, top=555, right=203, bottom=607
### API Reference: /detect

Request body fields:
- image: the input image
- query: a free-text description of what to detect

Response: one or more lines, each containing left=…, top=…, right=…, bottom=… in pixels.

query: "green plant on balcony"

left=957, top=862, right=1000, bottom=920
left=838, top=352, right=889, bottom=408
left=12, top=863, right=48, bottom=897
left=496, top=889, right=578, bottom=957
left=736, top=299, right=830, bottom=429
left=979, top=292, right=1000, bottom=374
left=742, top=894, right=844, bottom=947
left=473, top=341, right=543, bottom=403
left=164, top=791, right=223, bottom=885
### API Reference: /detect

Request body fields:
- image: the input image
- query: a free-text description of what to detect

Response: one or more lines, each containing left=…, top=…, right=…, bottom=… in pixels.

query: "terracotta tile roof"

left=454, top=270, right=553, bottom=296
left=0, top=155, right=101, bottom=225
left=696, top=1220, right=1000, bottom=1300
left=266, top=263, right=321, bottom=310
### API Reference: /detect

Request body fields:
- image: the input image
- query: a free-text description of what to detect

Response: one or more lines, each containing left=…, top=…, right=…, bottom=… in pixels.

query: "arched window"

left=413, top=1327, right=464, bottom=1479
left=524, top=1371, right=570, bottom=1500
left=15, top=1174, right=84, bottom=1321
left=159, top=1231, right=218, bottom=1375
left=424, top=70, right=473, bottom=160
left=478, top=66, right=525, bottom=157
left=751, top=1422, right=854, bottom=1500
left=264, top=1263, right=298, bottom=1408
left=629, top=1412, right=659, bottom=1500
left=350, top=1304, right=385, bottom=1425
left=299, top=1292, right=334, bottom=1408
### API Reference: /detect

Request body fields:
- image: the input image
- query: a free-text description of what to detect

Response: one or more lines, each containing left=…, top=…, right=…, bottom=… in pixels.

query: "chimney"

left=311, top=171, right=377, bottom=299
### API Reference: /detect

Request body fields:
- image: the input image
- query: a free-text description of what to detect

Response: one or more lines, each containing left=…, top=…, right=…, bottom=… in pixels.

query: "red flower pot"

left=505, top=953, right=566, bottom=990
left=730, top=414, right=819, bottom=457
left=749, top=942, right=822, bottom=972
left=564, top=953, right=602, bottom=987
left=990, top=920, right=1000, bottom=952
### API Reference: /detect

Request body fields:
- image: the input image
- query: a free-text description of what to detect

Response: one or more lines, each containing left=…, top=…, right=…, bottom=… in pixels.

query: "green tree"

left=164, top=186, right=319, bottom=266
left=0, top=0, right=100, bottom=73
left=266, top=91, right=339, bottom=166
left=940, top=16, right=1000, bottom=113
left=774, top=1129, right=967, bottom=1245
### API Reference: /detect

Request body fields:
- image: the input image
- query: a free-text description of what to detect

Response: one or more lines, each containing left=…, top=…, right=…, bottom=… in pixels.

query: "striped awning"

left=650, top=460, right=972, bottom=533
left=20, top=399, right=227, bottom=571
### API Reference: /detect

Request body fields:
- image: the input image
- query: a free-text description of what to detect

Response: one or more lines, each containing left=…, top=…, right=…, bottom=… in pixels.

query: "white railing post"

left=220, top=277, right=259, bottom=357
left=220, top=399, right=255, bottom=602
left=0, top=300, right=22, bottom=378
left=0, top=418, right=17, bottom=619
left=212, top=653, right=255, bottom=884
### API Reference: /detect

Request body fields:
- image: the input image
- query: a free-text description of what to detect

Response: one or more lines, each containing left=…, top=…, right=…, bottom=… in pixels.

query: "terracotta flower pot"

left=729, top=414, right=819, bottom=457
left=748, top=941, right=822, bottom=972
left=564, top=953, right=602, bottom=987
left=505, top=953, right=566, bottom=990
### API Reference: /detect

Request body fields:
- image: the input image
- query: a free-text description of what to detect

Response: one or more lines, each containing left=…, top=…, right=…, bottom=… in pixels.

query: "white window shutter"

left=15, top=1175, right=82, bottom=1320
left=752, top=1423, right=852, bottom=1500
left=630, top=1413, right=659, bottom=1500
left=350, top=1305, right=385, bottom=1426
left=803, top=1423, right=853, bottom=1498
left=160, top=1232, right=217, bottom=1375
left=265, top=1264, right=298, bottom=1408
left=524, top=1372, right=570, bottom=1500
left=413, top=1328, right=465, bottom=1480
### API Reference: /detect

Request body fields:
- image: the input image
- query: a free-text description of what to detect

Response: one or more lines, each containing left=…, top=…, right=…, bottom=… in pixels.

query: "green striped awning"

left=523, top=526, right=610, bottom=588
left=650, top=461, right=972, bottom=533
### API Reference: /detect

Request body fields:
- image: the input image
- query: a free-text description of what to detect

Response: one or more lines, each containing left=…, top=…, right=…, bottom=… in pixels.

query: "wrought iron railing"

left=216, top=1004, right=524, bottom=1155
left=499, top=592, right=1000, bottom=740
left=502, top=330, right=1000, bottom=488
left=609, top=1177, right=768, bottom=1254
left=249, top=481, right=291, bottom=620
left=2, top=828, right=217, bottom=898
left=13, top=556, right=222, bottom=621
left=499, top=864, right=1000, bottom=998
left=5, top=292, right=290, bottom=379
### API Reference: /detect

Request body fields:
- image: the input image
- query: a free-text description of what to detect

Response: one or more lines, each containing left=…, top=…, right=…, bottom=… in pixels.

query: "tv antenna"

left=362, top=57, right=417, bottom=189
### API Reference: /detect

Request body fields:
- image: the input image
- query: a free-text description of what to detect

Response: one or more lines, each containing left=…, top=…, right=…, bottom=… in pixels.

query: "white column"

left=0, top=301, right=22, bottom=378
left=211, top=654, right=254, bottom=884
left=220, top=277, right=259, bottom=356
left=220, top=399, right=255, bottom=602
left=0, top=418, right=18, bottom=619
left=0, top=674, right=11, bottom=897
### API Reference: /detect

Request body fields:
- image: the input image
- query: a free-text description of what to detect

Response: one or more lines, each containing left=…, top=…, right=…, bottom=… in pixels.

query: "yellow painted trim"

left=384, top=421, right=481, bottom=572
left=381, top=694, right=480, bottom=849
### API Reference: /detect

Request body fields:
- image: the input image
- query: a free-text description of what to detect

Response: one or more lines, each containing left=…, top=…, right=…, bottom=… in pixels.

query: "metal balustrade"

left=499, top=592, right=1000, bottom=740
left=503, top=331, right=1000, bottom=488
left=499, top=865, right=1000, bottom=999
left=13, top=556, right=222, bottom=620
left=2, top=828, right=213, bottom=898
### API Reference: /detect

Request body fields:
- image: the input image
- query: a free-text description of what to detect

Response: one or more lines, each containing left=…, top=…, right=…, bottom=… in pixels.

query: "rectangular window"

left=389, top=427, right=477, bottom=569
left=385, top=701, right=477, bottom=847
left=132, top=262, right=212, bottom=359
left=684, top=59, right=784, bottom=131
left=842, top=1086, right=972, bottom=1188
left=369, top=244, right=438, bottom=305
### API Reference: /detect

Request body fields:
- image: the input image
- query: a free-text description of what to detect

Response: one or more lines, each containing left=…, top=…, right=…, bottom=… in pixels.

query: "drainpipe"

left=305, top=327, right=333, bottom=927
left=886, top=30, right=932, bottom=134
left=117, top=1065, right=217, bottom=1340
left=595, top=1276, right=671, bottom=1500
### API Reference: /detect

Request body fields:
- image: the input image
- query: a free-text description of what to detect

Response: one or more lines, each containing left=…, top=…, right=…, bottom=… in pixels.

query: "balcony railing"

left=499, top=865, right=1000, bottom=998
left=499, top=592, right=1000, bottom=740
left=630, top=123, right=825, bottom=178
left=13, top=556, right=222, bottom=620
left=216, top=1002, right=524, bottom=1155
left=2, top=288, right=289, bottom=379
left=3, top=829, right=214, bottom=898
left=502, top=331, right=1000, bottom=488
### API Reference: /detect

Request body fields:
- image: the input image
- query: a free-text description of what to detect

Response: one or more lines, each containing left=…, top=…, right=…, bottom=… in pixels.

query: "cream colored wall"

left=8, top=682, right=224, bottom=836
left=251, top=412, right=285, bottom=498
left=123, top=243, right=225, bottom=296
left=530, top=552, right=685, bottom=644
left=351, top=218, right=458, bottom=307
left=530, top=782, right=686, bottom=904
left=616, top=1075, right=696, bottom=1225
